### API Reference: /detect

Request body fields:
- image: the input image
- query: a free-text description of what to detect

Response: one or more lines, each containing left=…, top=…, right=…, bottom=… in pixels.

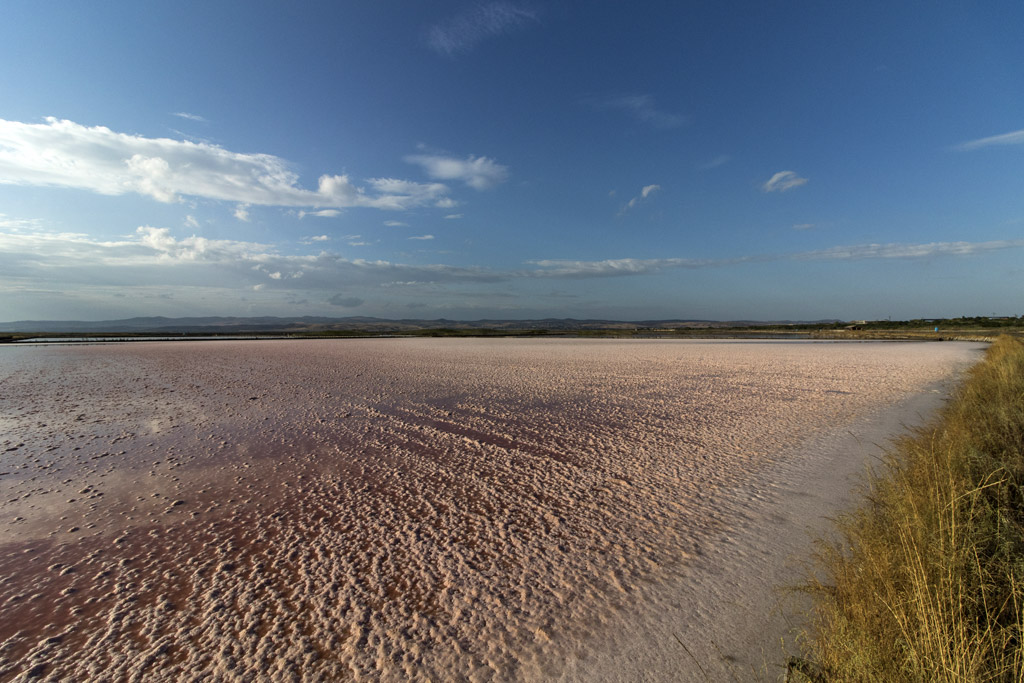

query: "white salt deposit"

left=0, top=339, right=983, bottom=681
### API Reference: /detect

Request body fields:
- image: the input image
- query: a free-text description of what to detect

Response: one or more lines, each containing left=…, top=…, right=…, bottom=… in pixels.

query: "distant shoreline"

left=0, top=314, right=1020, bottom=343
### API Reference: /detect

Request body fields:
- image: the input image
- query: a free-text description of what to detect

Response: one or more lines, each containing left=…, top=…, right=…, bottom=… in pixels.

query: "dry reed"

left=799, top=335, right=1024, bottom=682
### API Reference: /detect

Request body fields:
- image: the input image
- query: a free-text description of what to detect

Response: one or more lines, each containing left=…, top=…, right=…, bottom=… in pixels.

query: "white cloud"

left=590, top=94, right=686, bottom=129
left=618, top=184, right=661, bottom=215
left=184, top=215, right=200, bottom=229
left=233, top=204, right=250, bottom=222
left=405, top=153, right=508, bottom=190
left=310, top=235, right=330, bottom=241
left=444, top=213, right=463, bottom=220
left=409, top=234, right=435, bottom=240
left=435, top=198, right=459, bottom=209
left=383, top=220, right=408, bottom=227
left=0, top=213, right=44, bottom=231
left=792, top=223, right=815, bottom=230
left=0, top=117, right=450, bottom=209
left=426, top=2, right=537, bottom=56
left=762, top=171, right=808, bottom=193
left=172, top=112, right=206, bottom=122
left=955, top=128, right=1024, bottom=151
left=135, top=226, right=268, bottom=262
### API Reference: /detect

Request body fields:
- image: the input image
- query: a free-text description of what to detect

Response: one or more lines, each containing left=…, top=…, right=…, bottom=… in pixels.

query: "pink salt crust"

left=0, top=339, right=983, bottom=680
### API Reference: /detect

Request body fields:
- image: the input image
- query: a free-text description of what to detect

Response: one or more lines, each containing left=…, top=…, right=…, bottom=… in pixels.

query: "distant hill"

left=0, top=315, right=842, bottom=334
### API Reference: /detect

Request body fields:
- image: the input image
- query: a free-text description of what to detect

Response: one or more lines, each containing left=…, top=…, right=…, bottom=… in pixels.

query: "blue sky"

left=1, top=1, right=1022, bottom=322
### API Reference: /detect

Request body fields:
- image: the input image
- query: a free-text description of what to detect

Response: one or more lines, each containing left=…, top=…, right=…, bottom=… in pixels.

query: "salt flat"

left=0, top=339, right=982, bottom=681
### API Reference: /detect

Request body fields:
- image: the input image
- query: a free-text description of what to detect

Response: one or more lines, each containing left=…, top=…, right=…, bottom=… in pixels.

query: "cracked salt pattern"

left=0, top=339, right=981, bottom=681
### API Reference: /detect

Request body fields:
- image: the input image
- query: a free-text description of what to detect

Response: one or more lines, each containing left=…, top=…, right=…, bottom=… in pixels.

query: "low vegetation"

left=798, top=335, right=1024, bottom=681
left=1, top=315, right=1021, bottom=342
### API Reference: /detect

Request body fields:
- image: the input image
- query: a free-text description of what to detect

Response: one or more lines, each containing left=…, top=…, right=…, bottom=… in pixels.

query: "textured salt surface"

left=0, top=339, right=982, bottom=681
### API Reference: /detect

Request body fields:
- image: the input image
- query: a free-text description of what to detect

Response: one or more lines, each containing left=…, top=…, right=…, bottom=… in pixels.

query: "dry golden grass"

left=799, top=335, right=1024, bottom=682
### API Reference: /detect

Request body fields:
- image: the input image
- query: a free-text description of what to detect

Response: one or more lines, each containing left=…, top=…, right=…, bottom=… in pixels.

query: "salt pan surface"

left=0, top=339, right=982, bottom=680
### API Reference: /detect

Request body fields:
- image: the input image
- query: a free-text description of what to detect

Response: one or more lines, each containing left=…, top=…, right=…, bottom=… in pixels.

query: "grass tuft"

left=800, top=335, right=1024, bottom=682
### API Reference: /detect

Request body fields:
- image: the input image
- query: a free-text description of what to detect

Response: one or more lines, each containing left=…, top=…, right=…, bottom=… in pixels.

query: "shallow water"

left=0, top=339, right=982, bottom=680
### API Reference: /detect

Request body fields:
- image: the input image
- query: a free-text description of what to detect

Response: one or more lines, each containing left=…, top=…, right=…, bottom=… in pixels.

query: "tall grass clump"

left=800, top=335, right=1024, bottom=682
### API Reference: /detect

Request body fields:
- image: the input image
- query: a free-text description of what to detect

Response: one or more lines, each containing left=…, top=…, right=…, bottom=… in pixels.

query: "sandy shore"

left=0, top=339, right=982, bottom=681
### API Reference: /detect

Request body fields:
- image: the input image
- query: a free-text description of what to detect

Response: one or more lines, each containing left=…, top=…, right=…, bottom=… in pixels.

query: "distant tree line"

left=838, top=316, right=1024, bottom=330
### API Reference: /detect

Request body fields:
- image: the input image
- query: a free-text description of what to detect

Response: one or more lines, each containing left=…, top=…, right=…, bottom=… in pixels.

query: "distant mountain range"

left=0, top=315, right=842, bottom=334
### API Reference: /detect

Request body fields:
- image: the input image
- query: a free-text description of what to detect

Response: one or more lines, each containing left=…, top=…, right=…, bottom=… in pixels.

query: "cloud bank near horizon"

left=3, top=223, right=1019, bottom=291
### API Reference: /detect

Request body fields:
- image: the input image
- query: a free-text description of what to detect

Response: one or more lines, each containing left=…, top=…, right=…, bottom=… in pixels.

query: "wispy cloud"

left=589, top=94, right=686, bottom=129
left=955, top=128, right=1024, bottom=151
left=426, top=2, right=537, bottom=56
left=409, top=234, right=435, bottom=240
left=444, top=213, right=463, bottom=220
left=762, top=170, right=808, bottom=193
left=531, top=240, right=1024, bottom=277
left=298, top=209, right=341, bottom=218
left=792, top=223, right=815, bottom=230
left=0, top=226, right=504, bottom=292
left=405, top=153, right=508, bottom=190
left=328, top=294, right=364, bottom=308
left=383, top=220, right=408, bottom=227
left=792, top=240, right=1024, bottom=261
left=527, top=256, right=728, bottom=278
left=172, top=112, right=206, bottom=122
left=233, top=204, right=250, bottom=222
left=700, top=155, right=731, bottom=169
left=0, top=117, right=450, bottom=210
left=618, top=184, right=661, bottom=216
